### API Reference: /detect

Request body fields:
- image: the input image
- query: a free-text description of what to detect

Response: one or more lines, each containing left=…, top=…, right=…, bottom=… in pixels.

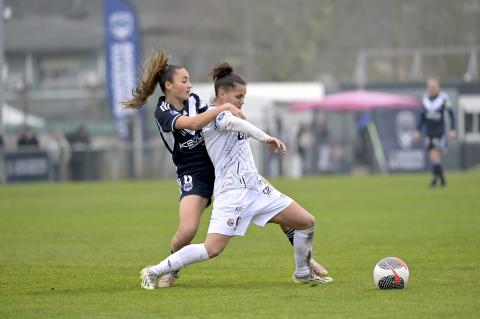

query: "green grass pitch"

left=1, top=172, right=479, bottom=319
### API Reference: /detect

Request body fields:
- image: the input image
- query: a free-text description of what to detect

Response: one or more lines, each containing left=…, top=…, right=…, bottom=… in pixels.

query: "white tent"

left=193, top=82, right=325, bottom=127
left=1, top=103, right=45, bottom=128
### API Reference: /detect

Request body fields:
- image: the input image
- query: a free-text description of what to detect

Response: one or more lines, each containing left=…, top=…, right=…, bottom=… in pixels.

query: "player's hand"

left=448, top=130, right=456, bottom=140
left=412, top=130, right=421, bottom=142
left=222, top=103, right=246, bottom=120
left=266, top=136, right=287, bottom=154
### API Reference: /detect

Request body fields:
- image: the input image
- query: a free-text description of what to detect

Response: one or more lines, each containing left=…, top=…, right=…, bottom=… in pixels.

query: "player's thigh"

left=429, top=148, right=441, bottom=161
left=177, top=195, right=209, bottom=233
left=269, top=201, right=315, bottom=230
left=204, top=233, right=232, bottom=258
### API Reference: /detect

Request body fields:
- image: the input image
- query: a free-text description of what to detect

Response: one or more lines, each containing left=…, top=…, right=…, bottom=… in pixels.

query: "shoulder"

left=155, top=99, right=180, bottom=119
left=439, top=91, right=452, bottom=107
left=439, top=91, right=449, bottom=100
left=155, top=97, right=169, bottom=114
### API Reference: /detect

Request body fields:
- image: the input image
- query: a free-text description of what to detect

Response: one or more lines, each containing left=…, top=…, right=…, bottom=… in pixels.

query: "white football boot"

left=309, top=258, right=329, bottom=276
left=157, top=271, right=179, bottom=288
left=140, top=266, right=159, bottom=290
left=292, top=271, right=334, bottom=285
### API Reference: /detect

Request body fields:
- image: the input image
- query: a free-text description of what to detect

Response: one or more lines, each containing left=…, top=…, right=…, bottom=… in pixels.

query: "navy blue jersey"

left=417, top=91, right=455, bottom=137
left=155, top=93, right=214, bottom=177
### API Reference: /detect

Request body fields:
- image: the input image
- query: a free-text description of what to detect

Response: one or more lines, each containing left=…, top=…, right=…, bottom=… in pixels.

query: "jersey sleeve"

left=442, top=92, right=455, bottom=130
left=443, top=92, right=452, bottom=109
left=155, top=106, right=181, bottom=132
left=416, top=109, right=426, bottom=131
left=214, top=111, right=234, bottom=130
left=215, top=111, right=269, bottom=143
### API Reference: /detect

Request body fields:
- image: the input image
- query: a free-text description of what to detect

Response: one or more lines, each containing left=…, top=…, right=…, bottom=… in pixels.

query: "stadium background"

left=1, top=0, right=479, bottom=182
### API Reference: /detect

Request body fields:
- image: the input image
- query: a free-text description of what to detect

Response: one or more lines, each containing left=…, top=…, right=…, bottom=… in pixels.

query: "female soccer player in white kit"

left=140, top=62, right=333, bottom=288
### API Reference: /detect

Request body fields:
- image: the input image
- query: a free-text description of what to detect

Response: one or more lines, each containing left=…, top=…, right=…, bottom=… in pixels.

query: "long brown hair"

left=209, top=62, right=246, bottom=97
left=123, top=50, right=182, bottom=109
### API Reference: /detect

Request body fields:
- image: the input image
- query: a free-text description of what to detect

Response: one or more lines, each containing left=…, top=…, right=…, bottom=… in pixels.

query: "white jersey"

left=203, top=109, right=263, bottom=197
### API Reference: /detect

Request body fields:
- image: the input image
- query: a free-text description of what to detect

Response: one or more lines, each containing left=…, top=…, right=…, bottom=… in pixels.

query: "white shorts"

left=208, top=181, right=293, bottom=237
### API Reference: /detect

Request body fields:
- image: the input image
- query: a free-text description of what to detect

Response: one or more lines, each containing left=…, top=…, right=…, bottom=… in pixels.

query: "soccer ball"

left=373, top=257, right=409, bottom=289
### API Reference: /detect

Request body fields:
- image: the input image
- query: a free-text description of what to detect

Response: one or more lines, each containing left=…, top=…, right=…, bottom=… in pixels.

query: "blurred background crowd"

left=1, top=0, right=479, bottom=182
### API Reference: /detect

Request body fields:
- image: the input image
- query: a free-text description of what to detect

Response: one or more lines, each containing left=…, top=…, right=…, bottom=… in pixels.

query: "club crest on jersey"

left=182, top=175, right=193, bottom=192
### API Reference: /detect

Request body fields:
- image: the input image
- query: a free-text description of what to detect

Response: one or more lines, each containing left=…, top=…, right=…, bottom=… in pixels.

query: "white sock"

left=150, top=244, right=209, bottom=275
left=293, top=227, right=315, bottom=277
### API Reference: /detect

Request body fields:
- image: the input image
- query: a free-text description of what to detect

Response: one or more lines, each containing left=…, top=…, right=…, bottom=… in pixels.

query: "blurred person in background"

left=46, top=131, right=71, bottom=181
left=67, top=125, right=90, bottom=146
left=413, top=78, right=456, bottom=188
left=139, top=62, right=333, bottom=289
left=296, top=123, right=314, bottom=175
left=67, top=125, right=91, bottom=181
left=17, top=127, right=39, bottom=149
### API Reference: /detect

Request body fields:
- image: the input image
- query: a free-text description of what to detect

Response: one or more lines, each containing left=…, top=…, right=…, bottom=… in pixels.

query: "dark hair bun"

left=210, top=62, right=233, bottom=81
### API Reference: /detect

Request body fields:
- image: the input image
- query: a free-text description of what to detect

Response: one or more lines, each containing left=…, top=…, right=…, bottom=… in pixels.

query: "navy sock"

left=283, top=227, right=295, bottom=246
left=431, top=164, right=439, bottom=183
left=437, top=164, right=445, bottom=184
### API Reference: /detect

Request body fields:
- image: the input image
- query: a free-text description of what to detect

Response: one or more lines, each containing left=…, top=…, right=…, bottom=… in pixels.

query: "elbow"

left=191, top=123, right=203, bottom=131
left=189, top=119, right=204, bottom=131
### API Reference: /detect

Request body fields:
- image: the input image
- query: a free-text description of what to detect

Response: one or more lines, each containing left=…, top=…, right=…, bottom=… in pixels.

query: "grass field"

left=1, top=172, right=479, bottom=319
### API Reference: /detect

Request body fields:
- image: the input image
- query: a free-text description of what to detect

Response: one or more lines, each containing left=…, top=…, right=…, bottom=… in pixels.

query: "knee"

left=297, top=213, right=315, bottom=230
left=205, top=243, right=225, bottom=258
left=304, top=214, right=315, bottom=229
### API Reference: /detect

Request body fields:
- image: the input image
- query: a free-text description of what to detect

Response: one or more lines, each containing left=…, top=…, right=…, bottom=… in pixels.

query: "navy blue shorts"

left=176, top=173, right=214, bottom=207
left=426, top=135, right=447, bottom=152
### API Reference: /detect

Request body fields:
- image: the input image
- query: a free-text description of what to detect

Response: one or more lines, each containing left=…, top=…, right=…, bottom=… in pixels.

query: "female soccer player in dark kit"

left=413, top=78, right=456, bottom=188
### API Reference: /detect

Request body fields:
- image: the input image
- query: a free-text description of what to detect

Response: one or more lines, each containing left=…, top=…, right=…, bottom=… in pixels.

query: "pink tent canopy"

left=290, top=90, right=421, bottom=112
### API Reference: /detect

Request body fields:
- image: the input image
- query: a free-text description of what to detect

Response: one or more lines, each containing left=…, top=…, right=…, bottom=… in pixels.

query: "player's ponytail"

left=123, top=50, right=182, bottom=109
left=210, top=62, right=246, bottom=97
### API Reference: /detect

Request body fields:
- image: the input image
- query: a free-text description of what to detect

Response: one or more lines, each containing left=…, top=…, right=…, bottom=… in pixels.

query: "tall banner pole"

left=103, top=0, right=142, bottom=141
left=103, top=0, right=144, bottom=178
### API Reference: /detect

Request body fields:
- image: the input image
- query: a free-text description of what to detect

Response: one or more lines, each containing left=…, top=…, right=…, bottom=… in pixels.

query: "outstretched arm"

left=175, top=103, right=245, bottom=131
left=216, top=111, right=286, bottom=153
left=413, top=110, right=426, bottom=142
left=447, top=107, right=456, bottom=140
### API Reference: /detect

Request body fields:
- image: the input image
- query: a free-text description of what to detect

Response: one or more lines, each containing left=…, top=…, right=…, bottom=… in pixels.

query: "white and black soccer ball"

left=373, top=257, right=409, bottom=289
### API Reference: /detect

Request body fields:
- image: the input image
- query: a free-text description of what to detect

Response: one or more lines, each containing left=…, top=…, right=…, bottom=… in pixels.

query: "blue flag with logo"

left=103, top=0, right=142, bottom=140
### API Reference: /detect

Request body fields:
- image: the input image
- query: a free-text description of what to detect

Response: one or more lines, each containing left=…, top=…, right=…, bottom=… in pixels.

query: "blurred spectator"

left=354, top=112, right=373, bottom=170
left=313, top=118, right=330, bottom=173
left=0, top=133, right=4, bottom=149
left=17, top=127, right=39, bottom=148
left=67, top=125, right=91, bottom=146
left=46, top=132, right=71, bottom=181
left=296, top=124, right=315, bottom=175
left=67, top=125, right=91, bottom=181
